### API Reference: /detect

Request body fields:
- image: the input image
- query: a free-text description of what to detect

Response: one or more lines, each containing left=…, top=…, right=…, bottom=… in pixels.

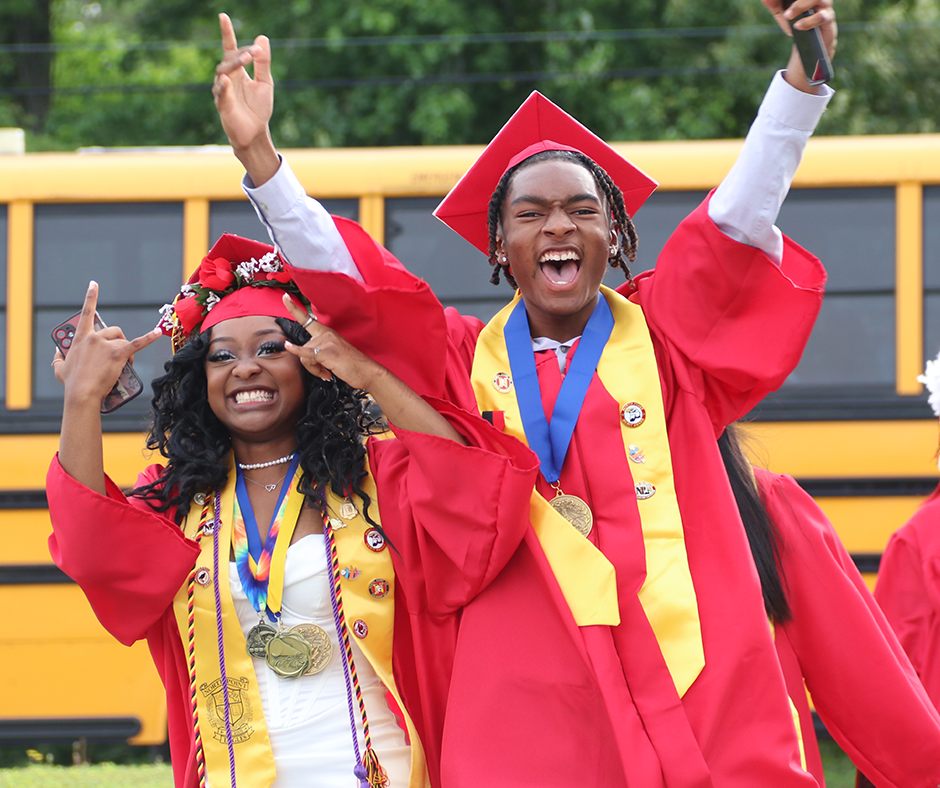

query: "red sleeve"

left=759, top=471, right=940, bottom=788
left=285, top=216, right=485, bottom=410
left=368, top=398, right=538, bottom=615
left=875, top=518, right=936, bottom=678
left=46, top=456, right=201, bottom=646
left=628, top=194, right=826, bottom=432
left=284, top=217, right=450, bottom=399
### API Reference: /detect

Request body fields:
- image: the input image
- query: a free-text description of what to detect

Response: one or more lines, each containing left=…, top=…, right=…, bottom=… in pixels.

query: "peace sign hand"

left=213, top=13, right=280, bottom=185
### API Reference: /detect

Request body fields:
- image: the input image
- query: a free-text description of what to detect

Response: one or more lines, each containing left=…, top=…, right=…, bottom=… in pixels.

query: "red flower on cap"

left=265, top=271, right=293, bottom=284
left=199, top=257, right=236, bottom=291
left=174, top=295, right=204, bottom=334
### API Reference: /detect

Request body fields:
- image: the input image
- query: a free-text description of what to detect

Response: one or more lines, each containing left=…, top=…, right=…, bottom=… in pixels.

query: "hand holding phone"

left=781, top=0, right=834, bottom=86
left=52, top=310, right=145, bottom=414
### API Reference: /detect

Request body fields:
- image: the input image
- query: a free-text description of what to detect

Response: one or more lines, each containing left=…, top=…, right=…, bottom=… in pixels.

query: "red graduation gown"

left=47, top=402, right=537, bottom=788
left=756, top=470, right=940, bottom=788
left=875, top=486, right=940, bottom=719
left=288, top=198, right=829, bottom=787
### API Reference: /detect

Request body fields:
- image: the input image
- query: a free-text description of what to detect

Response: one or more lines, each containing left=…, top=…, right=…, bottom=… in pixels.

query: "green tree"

left=0, top=0, right=53, bottom=133
left=9, top=0, right=940, bottom=150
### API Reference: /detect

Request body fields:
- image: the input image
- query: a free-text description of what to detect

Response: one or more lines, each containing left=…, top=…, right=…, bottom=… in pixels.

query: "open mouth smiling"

left=539, top=249, right=581, bottom=286
left=233, top=389, right=275, bottom=405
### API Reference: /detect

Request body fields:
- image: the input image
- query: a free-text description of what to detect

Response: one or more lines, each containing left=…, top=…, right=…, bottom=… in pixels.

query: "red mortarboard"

left=160, top=233, right=305, bottom=350
left=434, top=91, right=659, bottom=255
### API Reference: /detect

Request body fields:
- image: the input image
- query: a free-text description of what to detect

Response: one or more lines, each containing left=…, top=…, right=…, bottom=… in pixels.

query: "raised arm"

left=709, top=0, right=837, bottom=263
left=53, top=282, right=162, bottom=494
left=212, top=13, right=360, bottom=278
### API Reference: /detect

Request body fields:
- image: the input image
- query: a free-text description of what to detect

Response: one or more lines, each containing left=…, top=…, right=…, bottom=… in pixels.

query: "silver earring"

left=608, top=244, right=619, bottom=257
left=499, top=254, right=508, bottom=264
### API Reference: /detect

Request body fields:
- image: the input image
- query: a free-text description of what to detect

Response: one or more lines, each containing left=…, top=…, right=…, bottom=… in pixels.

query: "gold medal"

left=289, top=623, right=333, bottom=675
left=264, top=630, right=312, bottom=679
left=549, top=489, right=594, bottom=537
left=245, top=620, right=277, bottom=659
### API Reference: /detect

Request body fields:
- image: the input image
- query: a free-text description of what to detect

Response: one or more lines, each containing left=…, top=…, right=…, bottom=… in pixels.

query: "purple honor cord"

left=210, top=490, right=239, bottom=788
left=504, top=295, right=614, bottom=484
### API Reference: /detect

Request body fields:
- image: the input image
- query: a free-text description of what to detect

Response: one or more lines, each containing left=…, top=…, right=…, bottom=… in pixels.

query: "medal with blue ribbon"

left=504, top=295, right=615, bottom=535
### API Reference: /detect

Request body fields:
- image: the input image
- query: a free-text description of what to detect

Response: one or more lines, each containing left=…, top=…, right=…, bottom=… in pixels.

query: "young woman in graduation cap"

left=210, top=3, right=853, bottom=786
left=46, top=234, right=538, bottom=788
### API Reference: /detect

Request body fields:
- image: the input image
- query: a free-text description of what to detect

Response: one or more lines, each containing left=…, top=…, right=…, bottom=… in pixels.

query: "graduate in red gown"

left=211, top=3, right=842, bottom=785
left=719, top=424, right=940, bottom=788
left=874, top=350, right=940, bottom=763
left=46, top=236, right=538, bottom=788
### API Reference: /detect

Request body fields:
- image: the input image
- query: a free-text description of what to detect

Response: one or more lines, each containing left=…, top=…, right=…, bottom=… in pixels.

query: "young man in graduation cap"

left=212, top=1, right=837, bottom=785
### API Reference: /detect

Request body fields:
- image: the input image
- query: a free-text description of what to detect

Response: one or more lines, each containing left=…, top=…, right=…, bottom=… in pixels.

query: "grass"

left=0, top=739, right=858, bottom=786
left=0, top=763, right=173, bottom=787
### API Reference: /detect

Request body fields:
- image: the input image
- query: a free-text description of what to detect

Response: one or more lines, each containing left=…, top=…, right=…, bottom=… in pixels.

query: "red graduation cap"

left=434, top=91, right=659, bottom=255
left=160, top=233, right=306, bottom=351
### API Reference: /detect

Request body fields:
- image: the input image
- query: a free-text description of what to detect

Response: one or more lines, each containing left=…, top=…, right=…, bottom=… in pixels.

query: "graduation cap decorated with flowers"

left=433, top=91, right=660, bottom=255
left=158, top=233, right=309, bottom=352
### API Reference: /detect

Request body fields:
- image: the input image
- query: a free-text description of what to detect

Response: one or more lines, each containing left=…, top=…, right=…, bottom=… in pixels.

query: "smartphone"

left=51, top=311, right=144, bottom=413
left=782, top=0, right=833, bottom=86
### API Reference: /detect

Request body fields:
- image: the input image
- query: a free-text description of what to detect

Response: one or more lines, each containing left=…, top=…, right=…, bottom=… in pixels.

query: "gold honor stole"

left=172, top=456, right=426, bottom=788
left=471, top=286, right=705, bottom=696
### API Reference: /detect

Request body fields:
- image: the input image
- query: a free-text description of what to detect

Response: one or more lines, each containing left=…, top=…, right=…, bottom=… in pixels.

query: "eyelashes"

left=206, top=341, right=285, bottom=364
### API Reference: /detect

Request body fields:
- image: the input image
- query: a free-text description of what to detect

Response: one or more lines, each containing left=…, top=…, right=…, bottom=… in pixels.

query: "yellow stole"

left=172, top=457, right=427, bottom=788
left=471, top=286, right=705, bottom=696
left=320, top=483, right=428, bottom=788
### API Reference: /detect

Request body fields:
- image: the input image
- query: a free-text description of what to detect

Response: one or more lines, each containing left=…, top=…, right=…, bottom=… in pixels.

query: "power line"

left=0, top=59, right=909, bottom=98
left=0, top=20, right=931, bottom=55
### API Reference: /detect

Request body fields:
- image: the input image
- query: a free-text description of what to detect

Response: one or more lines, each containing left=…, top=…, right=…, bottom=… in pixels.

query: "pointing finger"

left=74, top=281, right=100, bottom=337
left=219, top=12, right=239, bottom=54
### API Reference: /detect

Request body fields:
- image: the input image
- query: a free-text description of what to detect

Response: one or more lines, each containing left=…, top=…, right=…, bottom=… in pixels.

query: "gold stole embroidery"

left=173, top=458, right=276, bottom=788
left=471, top=286, right=705, bottom=696
left=172, top=457, right=428, bottom=788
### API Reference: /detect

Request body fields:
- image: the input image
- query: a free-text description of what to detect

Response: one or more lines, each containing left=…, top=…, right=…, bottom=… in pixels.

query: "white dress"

left=229, top=534, right=412, bottom=787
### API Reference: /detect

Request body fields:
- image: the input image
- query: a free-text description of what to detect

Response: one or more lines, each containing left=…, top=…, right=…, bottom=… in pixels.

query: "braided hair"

left=485, top=149, right=639, bottom=288
left=131, top=316, right=378, bottom=528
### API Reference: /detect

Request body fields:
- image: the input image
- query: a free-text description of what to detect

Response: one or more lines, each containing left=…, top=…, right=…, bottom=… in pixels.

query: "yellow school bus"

left=1, top=132, right=938, bottom=746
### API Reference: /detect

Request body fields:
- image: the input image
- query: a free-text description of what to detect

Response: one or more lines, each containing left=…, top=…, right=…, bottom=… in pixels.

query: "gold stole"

left=320, top=481, right=428, bottom=788
left=172, top=456, right=427, bottom=788
left=173, top=458, right=276, bottom=788
left=471, top=286, right=705, bottom=696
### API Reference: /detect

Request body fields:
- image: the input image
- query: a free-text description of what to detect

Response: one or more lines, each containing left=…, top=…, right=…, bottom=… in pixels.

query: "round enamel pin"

left=363, top=527, right=386, bottom=552
left=493, top=372, right=513, bottom=393
left=352, top=619, right=369, bottom=639
left=635, top=481, right=656, bottom=500
left=620, top=402, right=646, bottom=428
left=369, top=578, right=390, bottom=599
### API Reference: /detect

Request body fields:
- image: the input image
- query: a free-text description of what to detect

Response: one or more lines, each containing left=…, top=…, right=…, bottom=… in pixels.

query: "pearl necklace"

left=237, top=452, right=296, bottom=471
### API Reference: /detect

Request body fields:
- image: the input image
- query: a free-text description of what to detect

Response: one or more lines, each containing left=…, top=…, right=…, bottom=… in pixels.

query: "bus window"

left=210, top=198, right=360, bottom=246
left=0, top=205, right=6, bottom=405
left=922, top=186, right=940, bottom=356
left=777, top=188, right=896, bottom=391
left=32, top=202, right=181, bottom=408
left=385, top=196, right=500, bottom=322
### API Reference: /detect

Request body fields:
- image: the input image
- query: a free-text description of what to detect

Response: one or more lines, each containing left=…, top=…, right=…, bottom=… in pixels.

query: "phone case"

left=51, top=311, right=144, bottom=413
left=781, top=1, right=834, bottom=85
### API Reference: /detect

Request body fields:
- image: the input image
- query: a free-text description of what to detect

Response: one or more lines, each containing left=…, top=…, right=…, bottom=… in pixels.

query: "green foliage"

left=4, top=0, right=940, bottom=149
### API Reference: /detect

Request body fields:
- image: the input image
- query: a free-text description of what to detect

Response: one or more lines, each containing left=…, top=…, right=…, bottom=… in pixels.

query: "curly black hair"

left=131, top=316, right=377, bottom=527
left=485, top=149, right=639, bottom=289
